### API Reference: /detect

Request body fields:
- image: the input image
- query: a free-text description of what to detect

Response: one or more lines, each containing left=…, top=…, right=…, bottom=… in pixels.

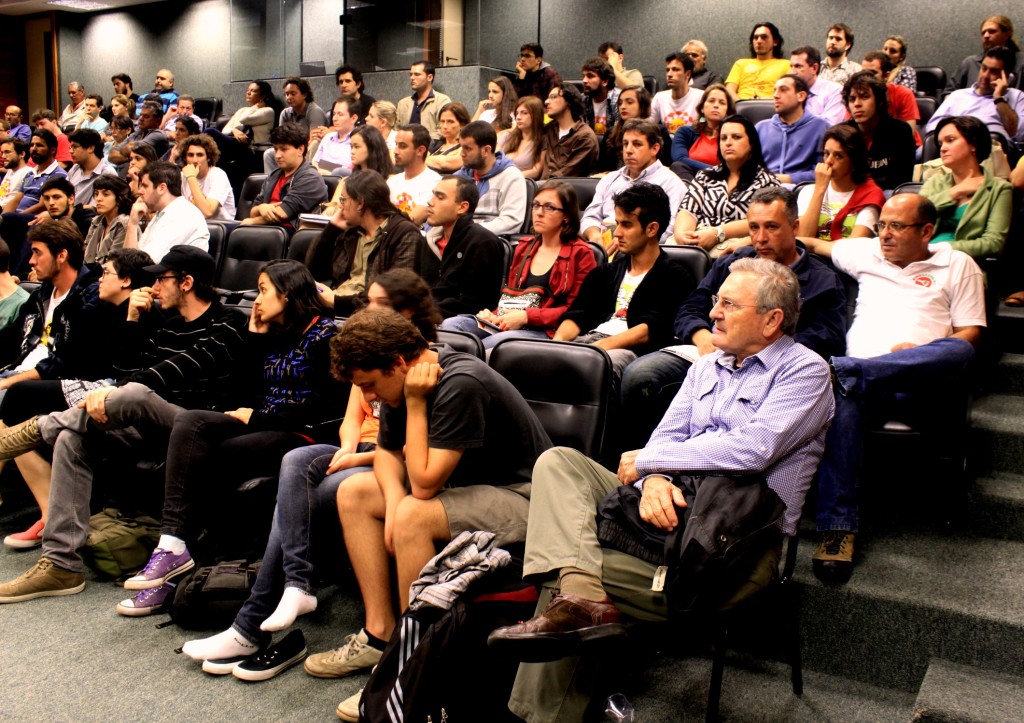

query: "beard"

left=826, top=47, right=844, bottom=59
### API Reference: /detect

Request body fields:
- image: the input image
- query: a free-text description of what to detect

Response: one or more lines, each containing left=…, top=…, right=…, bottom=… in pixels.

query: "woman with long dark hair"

left=473, top=76, right=517, bottom=132
left=797, top=124, right=885, bottom=240
left=116, top=259, right=343, bottom=614
left=598, top=84, right=652, bottom=172
left=83, top=175, right=134, bottom=263
left=441, top=180, right=597, bottom=349
left=673, top=113, right=779, bottom=251
left=177, top=269, right=442, bottom=676
left=426, top=102, right=470, bottom=173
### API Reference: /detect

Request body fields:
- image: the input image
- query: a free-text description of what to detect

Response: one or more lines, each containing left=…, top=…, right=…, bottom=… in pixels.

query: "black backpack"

left=158, top=559, right=261, bottom=631
left=359, top=566, right=536, bottom=722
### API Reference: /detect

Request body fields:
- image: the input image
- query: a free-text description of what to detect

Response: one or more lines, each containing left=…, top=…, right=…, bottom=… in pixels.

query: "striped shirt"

left=678, top=165, right=778, bottom=228
left=634, top=335, right=835, bottom=535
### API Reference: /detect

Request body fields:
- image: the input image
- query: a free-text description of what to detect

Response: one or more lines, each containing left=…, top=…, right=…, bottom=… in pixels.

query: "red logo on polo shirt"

left=913, top=274, right=935, bottom=288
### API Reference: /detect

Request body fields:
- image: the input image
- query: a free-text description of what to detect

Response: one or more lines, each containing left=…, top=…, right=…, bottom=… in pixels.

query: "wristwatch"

left=994, top=96, right=1008, bottom=105
left=715, top=225, right=726, bottom=243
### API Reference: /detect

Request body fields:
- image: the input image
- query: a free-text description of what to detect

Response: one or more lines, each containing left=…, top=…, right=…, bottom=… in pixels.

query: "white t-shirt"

left=831, top=239, right=986, bottom=358
left=181, top=166, right=236, bottom=222
left=16, top=287, right=69, bottom=372
left=650, top=90, right=701, bottom=135
left=388, top=168, right=441, bottom=219
left=797, top=184, right=880, bottom=240
left=593, top=270, right=647, bottom=336
left=590, top=98, right=610, bottom=137
left=140, top=196, right=211, bottom=262
left=0, top=166, right=32, bottom=209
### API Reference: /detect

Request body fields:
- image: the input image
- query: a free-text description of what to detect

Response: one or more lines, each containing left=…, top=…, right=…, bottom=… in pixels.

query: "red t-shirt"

left=887, top=84, right=922, bottom=147
left=689, top=132, right=719, bottom=167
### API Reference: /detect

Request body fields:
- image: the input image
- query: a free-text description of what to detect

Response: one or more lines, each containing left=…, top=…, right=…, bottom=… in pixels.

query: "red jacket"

left=505, top=237, right=598, bottom=334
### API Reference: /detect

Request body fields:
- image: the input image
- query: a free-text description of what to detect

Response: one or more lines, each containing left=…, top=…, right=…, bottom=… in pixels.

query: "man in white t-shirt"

left=179, top=135, right=236, bottom=222
left=387, top=123, right=440, bottom=226
left=798, top=193, right=985, bottom=583
left=0, top=138, right=32, bottom=213
left=650, top=52, right=700, bottom=136
left=125, top=161, right=209, bottom=262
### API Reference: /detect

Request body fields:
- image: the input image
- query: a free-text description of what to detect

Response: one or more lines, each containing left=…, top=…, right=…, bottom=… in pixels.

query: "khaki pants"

left=508, top=447, right=780, bottom=722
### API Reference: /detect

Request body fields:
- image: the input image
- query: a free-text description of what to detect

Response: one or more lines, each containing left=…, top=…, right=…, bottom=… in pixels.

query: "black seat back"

left=217, top=225, right=289, bottom=291
left=434, top=328, right=485, bottom=359
left=489, top=338, right=612, bottom=458
left=913, top=66, right=947, bottom=99
left=236, top=174, right=268, bottom=221
left=560, top=177, right=600, bottom=214
left=659, top=244, right=712, bottom=283
left=288, top=228, right=320, bottom=264
left=735, top=99, right=775, bottom=125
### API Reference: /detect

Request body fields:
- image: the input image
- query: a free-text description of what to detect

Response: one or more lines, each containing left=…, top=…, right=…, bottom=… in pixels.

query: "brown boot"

left=812, top=531, right=855, bottom=583
left=487, top=594, right=625, bottom=661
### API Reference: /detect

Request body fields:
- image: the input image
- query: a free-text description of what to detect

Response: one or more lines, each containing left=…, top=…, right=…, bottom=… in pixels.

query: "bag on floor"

left=166, top=559, right=261, bottom=631
left=359, top=558, right=536, bottom=722
left=82, top=507, right=161, bottom=580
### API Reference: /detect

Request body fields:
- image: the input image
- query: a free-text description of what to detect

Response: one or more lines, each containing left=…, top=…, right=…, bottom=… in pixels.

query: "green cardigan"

left=921, top=169, right=1012, bottom=258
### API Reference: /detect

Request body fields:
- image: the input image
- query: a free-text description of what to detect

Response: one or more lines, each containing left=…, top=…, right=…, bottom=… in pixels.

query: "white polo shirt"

left=831, top=239, right=986, bottom=359
left=140, top=196, right=210, bottom=262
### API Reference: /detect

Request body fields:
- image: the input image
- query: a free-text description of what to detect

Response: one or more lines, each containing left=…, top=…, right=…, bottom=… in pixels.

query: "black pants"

left=160, top=408, right=307, bottom=541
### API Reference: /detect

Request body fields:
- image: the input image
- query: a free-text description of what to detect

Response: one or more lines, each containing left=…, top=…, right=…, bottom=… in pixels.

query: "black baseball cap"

left=142, top=245, right=216, bottom=286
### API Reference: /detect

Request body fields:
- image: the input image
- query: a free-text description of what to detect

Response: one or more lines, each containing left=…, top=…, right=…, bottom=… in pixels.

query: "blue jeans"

left=440, top=314, right=550, bottom=349
left=232, top=442, right=374, bottom=644
left=816, top=337, right=975, bottom=533
left=619, top=350, right=693, bottom=450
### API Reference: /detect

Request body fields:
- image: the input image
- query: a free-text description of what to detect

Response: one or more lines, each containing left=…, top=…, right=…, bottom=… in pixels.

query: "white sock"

left=157, top=535, right=187, bottom=555
left=180, top=628, right=257, bottom=661
left=260, top=587, right=318, bottom=632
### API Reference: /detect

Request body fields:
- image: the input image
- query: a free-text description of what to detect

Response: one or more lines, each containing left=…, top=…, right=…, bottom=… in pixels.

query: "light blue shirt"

left=635, top=335, right=835, bottom=534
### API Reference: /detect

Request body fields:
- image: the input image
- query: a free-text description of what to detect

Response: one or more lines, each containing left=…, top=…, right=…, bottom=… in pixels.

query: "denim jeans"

left=619, top=350, right=693, bottom=451
left=232, top=442, right=374, bottom=644
left=816, top=337, right=975, bottom=533
left=440, top=314, right=551, bottom=350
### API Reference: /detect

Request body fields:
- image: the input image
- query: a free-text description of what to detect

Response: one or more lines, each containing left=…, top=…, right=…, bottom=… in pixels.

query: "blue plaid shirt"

left=635, top=335, right=835, bottom=535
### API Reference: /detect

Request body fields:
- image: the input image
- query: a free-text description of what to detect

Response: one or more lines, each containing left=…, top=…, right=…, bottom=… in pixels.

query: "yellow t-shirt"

left=725, top=58, right=791, bottom=99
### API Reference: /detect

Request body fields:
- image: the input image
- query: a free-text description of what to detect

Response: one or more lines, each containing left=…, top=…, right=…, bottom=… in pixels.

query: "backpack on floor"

left=359, top=563, right=537, bottom=723
left=82, top=507, right=161, bottom=580
left=162, top=559, right=261, bottom=631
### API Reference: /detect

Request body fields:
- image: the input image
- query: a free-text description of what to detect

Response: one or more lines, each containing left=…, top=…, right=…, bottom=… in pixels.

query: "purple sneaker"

left=116, top=581, right=176, bottom=616
left=124, top=548, right=195, bottom=590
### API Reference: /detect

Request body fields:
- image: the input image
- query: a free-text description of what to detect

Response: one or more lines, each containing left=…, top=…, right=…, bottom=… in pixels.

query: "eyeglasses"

left=711, top=295, right=759, bottom=312
left=153, top=274, right=180, bottom=283
left=99, top=268, right=119, bottom=278
left=531, top=202, right=564, bottom=214
left=876, top=221, right=924, bottom=233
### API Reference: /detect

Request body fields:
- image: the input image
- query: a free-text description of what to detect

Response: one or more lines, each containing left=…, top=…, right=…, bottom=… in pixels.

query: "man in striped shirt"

left=491, top=257, right=835, bottom=721
left=0, top=246, right=248, bottom=603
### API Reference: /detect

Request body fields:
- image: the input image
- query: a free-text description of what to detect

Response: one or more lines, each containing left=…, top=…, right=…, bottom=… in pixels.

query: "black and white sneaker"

left=202, top=653, right=257, bottom=675
left=232, top=629, right=307, bottom=682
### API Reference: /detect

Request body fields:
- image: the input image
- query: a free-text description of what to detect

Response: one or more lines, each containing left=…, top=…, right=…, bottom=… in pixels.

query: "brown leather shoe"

left=487, top=594, right=626, bottom=662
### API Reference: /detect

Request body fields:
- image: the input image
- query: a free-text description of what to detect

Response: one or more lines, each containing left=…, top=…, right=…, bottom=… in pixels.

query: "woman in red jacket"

left=440, top=180, right=597, bottom=349
left=797, top=124, right=885, bottom=241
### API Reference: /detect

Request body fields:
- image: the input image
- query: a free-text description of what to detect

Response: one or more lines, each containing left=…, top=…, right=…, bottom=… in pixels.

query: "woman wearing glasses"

left=440, top=180, right=597, bottom=349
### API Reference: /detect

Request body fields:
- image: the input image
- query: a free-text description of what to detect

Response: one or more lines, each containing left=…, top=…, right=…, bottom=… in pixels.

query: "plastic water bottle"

left=604, top=693, right=636, bottom=721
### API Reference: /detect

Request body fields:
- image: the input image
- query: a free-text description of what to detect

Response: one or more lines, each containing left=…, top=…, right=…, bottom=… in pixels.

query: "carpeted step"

left=970, top=394, right=1024, bottom=476
left=993, top=304, right=1024, bottom=355
left=911, top=658, right=1024, bottom=723
left=968, top=473, right=1024, bottom=541
left=985, top=353, right=1024, bottom=396
left=794, top=530, right=1024, bottom=693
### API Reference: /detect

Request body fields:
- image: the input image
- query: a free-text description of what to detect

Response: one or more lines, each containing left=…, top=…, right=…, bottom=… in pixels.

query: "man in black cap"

left=0, top=246, right=248, bottom=603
